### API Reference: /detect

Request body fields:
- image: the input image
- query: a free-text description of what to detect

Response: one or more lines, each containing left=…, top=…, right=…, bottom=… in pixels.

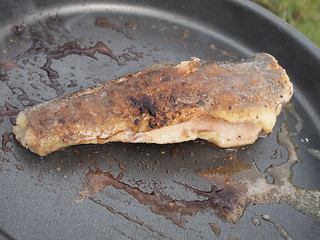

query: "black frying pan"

left=0, top=0, right=319, bottom=239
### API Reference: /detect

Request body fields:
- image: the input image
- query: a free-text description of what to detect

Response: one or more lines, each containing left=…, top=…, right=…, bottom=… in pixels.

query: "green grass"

left=252, top=0, right=320, bottom=47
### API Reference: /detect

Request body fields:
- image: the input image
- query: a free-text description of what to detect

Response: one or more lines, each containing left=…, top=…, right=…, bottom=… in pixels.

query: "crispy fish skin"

left=13, top=53, right=293, bottom=156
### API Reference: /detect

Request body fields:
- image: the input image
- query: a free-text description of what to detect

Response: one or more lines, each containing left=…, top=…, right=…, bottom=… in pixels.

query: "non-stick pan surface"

left=0, top=0, right=319, bottom=239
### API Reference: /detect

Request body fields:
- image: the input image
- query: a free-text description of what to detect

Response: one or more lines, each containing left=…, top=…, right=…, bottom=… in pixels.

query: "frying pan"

left=1, top=0, right=320, bottom=239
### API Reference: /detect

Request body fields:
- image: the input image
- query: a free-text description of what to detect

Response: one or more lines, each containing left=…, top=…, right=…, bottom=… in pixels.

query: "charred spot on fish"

left=221, top=205, right=232, bottom=210
left=169, top=95, right=176, bottom=102
left=158, top=115, right=169, bottom=126
left=161, top=76, right=170, bottom=82
left=130, top=97, right=139, bottom=106
left=134, top=119, right=140, bottom=125
left=141, top=104, right=155, bottom=116
left=197, top=100, right=205, bottom=106
left=39, top=119, right=47, bottom=126
left=59, top=119, right=66, bottom=124
left=168, top=96, right=178, bottom=109
left=130, top=96, right=157, bottom=117
left=149, top=119, right=155, bottom=129
left=175, top=111, right=182, bottom=116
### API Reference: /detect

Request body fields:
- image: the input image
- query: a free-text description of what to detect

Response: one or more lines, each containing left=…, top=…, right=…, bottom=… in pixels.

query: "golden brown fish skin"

left=13, top=53, right=293, bottom=156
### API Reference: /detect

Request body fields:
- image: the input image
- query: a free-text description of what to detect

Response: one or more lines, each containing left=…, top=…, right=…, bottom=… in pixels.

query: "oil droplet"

left=208, top=222, right=221, bottom=237
left=261, top=215, right=292, bottom=240
left=209, top=44, right=217, bottom=51
left=284, top=102, right=303, bottom=134
left=170, top=145, right=181, bottom=157
left=251, top=217, right=261, bottom=226
left=177, top=167, right=186, bottom=172
left=182, top=29, right=190, bottom=39
left=271, top=149, right=282, bottom=159
left=121, top=146, right=127, bottom=152
left=158, top=148, right=166, bottom=155
left=15, top=165, right=24, bottom=171
left=125, top=22, right=138, bottom=30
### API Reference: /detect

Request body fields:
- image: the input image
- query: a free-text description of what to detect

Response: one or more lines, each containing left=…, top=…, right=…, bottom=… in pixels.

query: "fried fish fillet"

left=13, top=53, right=293, bottom=156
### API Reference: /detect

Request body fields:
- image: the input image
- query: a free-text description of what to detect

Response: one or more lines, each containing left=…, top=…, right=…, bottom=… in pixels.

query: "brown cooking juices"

left=77, top=104, right=319, bottom=229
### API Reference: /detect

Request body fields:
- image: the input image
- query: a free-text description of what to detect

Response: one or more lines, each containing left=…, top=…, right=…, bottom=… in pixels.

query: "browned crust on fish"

left=13, top=53, right=293, bottom=156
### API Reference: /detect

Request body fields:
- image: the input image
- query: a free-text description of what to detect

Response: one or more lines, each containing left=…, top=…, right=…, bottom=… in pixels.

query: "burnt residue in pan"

left=0, top=62, right=18, bottom=74
left=75, top=105, right=319, bottom=229
left=0, top=14, right=146, bottom=105
left=40, top=41, right=120, bottom=96
left=119, top=46, right=143, bottom=62
left=5, top=83, right=40, bottom=107
left=95, top=17, right=124, bottom=33
left=95, top=17, right=137, bottom=40
left=46, top=41, right=119, bottom=63
left=79, top=168, right=239, bottom=227
left=0, top=62, right=19, bottom=85
left=0, top=103, right=19, bottom=125
left=1, top=133, right=14, bottom=153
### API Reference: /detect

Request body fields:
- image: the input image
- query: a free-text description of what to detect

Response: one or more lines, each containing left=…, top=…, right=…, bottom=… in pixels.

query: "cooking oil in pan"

left=76, top=104, right=320, bottom=229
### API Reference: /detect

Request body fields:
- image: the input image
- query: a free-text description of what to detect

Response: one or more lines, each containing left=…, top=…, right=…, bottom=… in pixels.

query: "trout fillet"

left=13, top=53, right=293, bottom=156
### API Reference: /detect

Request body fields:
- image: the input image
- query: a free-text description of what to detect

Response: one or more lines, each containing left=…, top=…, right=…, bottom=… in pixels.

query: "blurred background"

left=252, top=0, right=320, bottom=47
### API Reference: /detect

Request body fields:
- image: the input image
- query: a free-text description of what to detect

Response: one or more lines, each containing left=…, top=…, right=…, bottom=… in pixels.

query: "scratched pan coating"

left=1, top=0, right=320, bottom=239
